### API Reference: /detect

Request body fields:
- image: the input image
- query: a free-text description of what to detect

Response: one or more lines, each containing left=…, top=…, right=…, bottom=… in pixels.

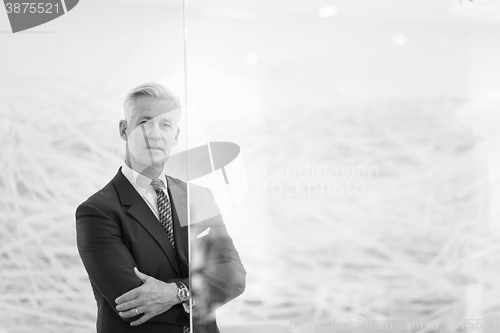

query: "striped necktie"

left=151, top=179, right=176, bottom=257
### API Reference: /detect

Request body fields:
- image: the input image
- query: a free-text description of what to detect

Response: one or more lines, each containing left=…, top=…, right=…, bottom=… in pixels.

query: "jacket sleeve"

left=190, top=188, right=246, bottom=320
left=76, top=202, right=143, bottom=322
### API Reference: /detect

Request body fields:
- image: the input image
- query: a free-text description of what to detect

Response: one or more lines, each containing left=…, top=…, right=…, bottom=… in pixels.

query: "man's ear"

left=119, top=120, right=128, bottom=141
left=173, top=126, right=180, bottom=146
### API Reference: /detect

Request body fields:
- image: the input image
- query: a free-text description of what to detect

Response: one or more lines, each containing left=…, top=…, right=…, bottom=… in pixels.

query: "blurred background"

left=2, top=0, right=500, bottom=332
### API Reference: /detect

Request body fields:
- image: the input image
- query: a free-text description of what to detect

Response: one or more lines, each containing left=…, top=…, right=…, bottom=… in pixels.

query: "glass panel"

left=184, top=1, right=500, bottom=333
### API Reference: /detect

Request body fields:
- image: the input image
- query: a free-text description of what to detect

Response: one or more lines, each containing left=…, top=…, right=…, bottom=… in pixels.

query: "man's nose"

left=148, top=123, right=162, bottom=140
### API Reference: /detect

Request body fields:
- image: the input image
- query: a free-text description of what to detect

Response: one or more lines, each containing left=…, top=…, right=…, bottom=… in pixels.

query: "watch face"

left=177, top=284, right=190, bottom=302
left=179, top=289, right=189, bottom=302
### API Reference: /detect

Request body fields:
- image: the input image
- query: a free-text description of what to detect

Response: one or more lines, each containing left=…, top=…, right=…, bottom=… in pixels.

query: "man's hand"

left=115, top=267, right=179, bottom=326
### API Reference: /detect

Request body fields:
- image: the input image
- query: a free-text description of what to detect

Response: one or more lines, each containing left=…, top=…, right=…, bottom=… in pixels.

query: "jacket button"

left=176, top=317, right=188, bottom=324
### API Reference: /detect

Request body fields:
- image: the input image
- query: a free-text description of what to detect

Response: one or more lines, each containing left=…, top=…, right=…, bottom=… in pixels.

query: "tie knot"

left=151, top=179, right=164, bottom=194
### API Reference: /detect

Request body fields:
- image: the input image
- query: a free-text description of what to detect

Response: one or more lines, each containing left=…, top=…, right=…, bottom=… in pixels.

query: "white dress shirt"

left=121, top=162, right=170, bottom=220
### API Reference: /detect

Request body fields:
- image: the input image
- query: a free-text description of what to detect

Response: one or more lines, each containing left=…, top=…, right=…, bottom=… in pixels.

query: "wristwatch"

left=175, top=282, right=190, bottom=303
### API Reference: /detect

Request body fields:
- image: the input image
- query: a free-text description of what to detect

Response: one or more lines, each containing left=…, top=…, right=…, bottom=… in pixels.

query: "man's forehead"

left=134, top=110, right=178, bottom=120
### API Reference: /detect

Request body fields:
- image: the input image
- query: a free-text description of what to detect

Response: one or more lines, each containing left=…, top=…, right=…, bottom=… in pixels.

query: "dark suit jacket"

left=76, top=169, right=246, bottom=333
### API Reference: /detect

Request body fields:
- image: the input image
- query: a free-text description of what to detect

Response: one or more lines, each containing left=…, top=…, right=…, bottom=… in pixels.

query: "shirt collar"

left=121, top=161, right=168, bottom=195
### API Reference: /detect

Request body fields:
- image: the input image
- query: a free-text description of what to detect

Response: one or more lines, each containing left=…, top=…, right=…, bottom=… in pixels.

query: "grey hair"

left=123, top=82, right=182, bottom=123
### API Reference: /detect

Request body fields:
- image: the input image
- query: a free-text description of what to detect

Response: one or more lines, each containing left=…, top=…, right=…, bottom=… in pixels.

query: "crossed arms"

left=76, top=187, right=245, bottom=328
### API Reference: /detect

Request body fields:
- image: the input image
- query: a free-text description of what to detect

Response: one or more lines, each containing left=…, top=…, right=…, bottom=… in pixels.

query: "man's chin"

left=129, top=156, right=168, bottom=172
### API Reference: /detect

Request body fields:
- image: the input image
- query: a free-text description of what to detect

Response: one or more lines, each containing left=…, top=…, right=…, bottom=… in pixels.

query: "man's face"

left=125, top=96, right=180, bottom=172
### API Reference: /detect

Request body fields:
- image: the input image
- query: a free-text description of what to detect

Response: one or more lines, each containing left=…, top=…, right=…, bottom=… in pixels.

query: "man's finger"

left=134, top=267, right=149, bottom=282
left=116, top=298, right=142, bottom=312
left=130, top=312, right=153, bottom=326
left=115, top=287, right=140, bottom=304
left=119, top=306, right=144, bottom=319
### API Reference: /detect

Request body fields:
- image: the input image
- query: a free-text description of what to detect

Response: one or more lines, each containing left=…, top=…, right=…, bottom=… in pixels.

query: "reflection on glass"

left=184, top=1, right=500, bottom=333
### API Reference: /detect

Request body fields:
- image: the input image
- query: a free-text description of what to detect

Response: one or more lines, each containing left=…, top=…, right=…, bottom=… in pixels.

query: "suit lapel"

left=166, top=176, right=189, bottom=276
left=113, top=169, right=181, bottom=277
left=166, top=176, right=187, bottom=226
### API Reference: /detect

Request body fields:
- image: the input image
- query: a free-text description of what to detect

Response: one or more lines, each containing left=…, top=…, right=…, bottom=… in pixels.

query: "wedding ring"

left=134, top=308, right=139, bottom=315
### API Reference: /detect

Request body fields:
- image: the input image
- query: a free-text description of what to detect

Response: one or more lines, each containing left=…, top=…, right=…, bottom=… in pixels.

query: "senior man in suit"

left=76, top=83, right=246, bottom=333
